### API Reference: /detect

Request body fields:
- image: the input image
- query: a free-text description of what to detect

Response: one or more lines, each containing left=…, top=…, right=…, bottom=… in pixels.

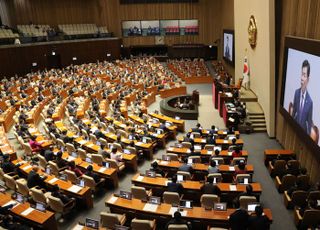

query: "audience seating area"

left=0, top=28, right=19, bottom=40
left=58, top=24, right=99, bottom=37
left=17, top=24, right=50, bottom=38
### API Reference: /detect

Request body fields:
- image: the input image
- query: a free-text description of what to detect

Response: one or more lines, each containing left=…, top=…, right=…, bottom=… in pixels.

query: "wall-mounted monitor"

left=179, top=19, right=198, bottom=35
left=160, top=20, right=179, bottom=36
left=280, top=36, right=320, bottom=155
left=141, top=20, right=160, bottom=36
left=122, top=21, right=142, bottom=37
left=223, top=29, right=234, bottom=66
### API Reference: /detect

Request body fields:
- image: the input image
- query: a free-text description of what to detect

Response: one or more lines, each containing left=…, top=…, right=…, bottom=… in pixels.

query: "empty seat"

left=276, top=174, right=296, bottom=193
left=100, top=212, right=126, bottom=229
left=200, top=194, right=220, bottom=209
left=131, top=218, right=156, bottom=230
left=239, top=196, right=257, bottom=209
left=163, top=191, right=180, bottom=205
left=131, top=185, right=152, bottom=201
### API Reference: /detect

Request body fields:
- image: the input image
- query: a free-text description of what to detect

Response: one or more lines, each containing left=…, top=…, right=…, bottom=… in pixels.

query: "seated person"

left=298, top=199, right=319, bottom=217
left=248, top=205, right=270, bottom=230
left=51, top=184, right=73, bottom=204
left=28, top=136, right=43, bottom=153
left=167, top=175, right=183, bottom=194
left=1, top=154, right=17, bottom=174
left=178, top=158, right=193, bottom=173
left=55, top=151, right=67, bottom=169
left=183, top=133, right=192, bottom=143
left=191, top=123, right=202, bottom=134
left=165, top=211, right=192, bottom=230
left=60, top=130, right=73, bottom=144
left=234, top=161, right=247, bottom=176
left=233, top=184, right=255, bottom=208
left=98, top=144, right=109, bottom=159
left=214, top=149, right=220, bottom=156
left=110, top=148, right=122, bottom=164
left=44, top=146, right=55, bottom=162
left=149, top=161, right=165, bottom=177
left=229, top=208, right=249, bottom=230
left=85, top=165, right=101, bottom=183
left=201, top=177, right=221, bottom=195
left=208, top=125, right=217, bottom=134
left=206, top=134, right=216, bottom=145
left=208, top=159, right=219, bottom=174
left=27, top=165, right=47, bottom=189
left=68, top=161, right=83, bottom=177
left=232, top=146, right=242, bottom=158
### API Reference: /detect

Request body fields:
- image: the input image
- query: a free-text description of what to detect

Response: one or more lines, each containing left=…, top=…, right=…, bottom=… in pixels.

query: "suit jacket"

left=229, top=209, right=249, bottom=230
left=292, top=88, right=313, bottom=134
left=248, top=215, right=270, bottom=230
left=167, top=182, right=183, bottom=194
left=27, top=170, right=45, bottom=188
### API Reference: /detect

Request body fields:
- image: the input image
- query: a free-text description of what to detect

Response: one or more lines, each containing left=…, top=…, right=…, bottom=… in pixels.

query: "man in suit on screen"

left=292, top=60, right=313, bottom=135
left=225, top=35, right=230, bottom=60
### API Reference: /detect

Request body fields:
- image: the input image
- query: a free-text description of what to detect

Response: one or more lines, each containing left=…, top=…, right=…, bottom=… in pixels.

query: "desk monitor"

left=177, top=174, right=184, bottom=182
left=60, top=173, right=67, bottom=181
left=45, top=167, right=51, bottom=175
left=16, top=192, right=25, bottom=203
left=71, top=152, right=78, bottom=158
left=128, top=135, right=134, bottom=140
left=85, top=157, right=92, bottom=163
left=239, top=177, right=251, bottom=184
left=175, top=116, right=180, bottom=120
left=187, top=158, right=193, bottom=165
left=102, top=162, right=110, bottom=168
left=78, top=179, right=85, bottom=187
left=165, top=121, right=172, bottom=127
left=175, top=143, right=182, bottom=148
left=96, top=141, right=101, bottom=146
left=123, top=149, right=131, bottom=154
left=247, top=202, right=260, bottom=212
left=214, top=146, right=222, bottom=151
left=214, top=202, right=227, bottom=211
left=180, top=200, right=192, bottom=209
left=162, top=155, right=171, bottom=161
left=146, top=170, right=156, bottom=178
left=120, top=190, right=132, bottom=200
left=35, top=202, right=46, bottom=212
left=194, top=145, right=201, bottom=151
left=85, top=218, right=99, bottom=229
left=115, top=225, right=129, bottom=230
left=190, top=134, right=194, bottom=139
left=142, top=137, right=148, bottom=143
left=214, top=160, right=219, bottom=166
left=157, top=129, right=162, bottom=135
left=149, top=196, right=161, bottom=205
left=228, top=135, right=236, bottom=140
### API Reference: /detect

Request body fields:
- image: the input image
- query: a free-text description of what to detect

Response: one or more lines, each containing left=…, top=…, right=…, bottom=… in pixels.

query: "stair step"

left=253, top=127, right=267, bottom=132
left=248, top=112, right=265, bottom=116
left=250, top=119, right=265, bottom=123
left=251, top=123, right=266, bottom=128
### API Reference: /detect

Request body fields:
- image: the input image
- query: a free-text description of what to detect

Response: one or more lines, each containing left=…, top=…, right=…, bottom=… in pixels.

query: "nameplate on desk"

left=228, top=166, right=235, bottom=171
left=136, top=142, right=143, bottom=145
left=169, top=207, right=187, bottom=216
left=68, top=185, right=82, bottom=193
left=48, top=178, right=58, bottom=184
left=21, top=207, right=34, bottom=216
left=136, top=176, right=144, bottom=182
left=229, top=185, right=237, bottom=191
left=143, top=203, right=158, bottom=212
left=78, top=140, right=87, bottom=145
left=108, top=196, right=118, bottom=204
left=167, top=147, right=174, bottom=151
left=22, top=165, right=32, bottom=171
left=98, top=167, right=107, bottom=173
left=72, top=224, right=85, bottom=230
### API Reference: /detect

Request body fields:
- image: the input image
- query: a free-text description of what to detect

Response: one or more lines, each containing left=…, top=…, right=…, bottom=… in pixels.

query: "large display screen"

left=281, top=36, right=320, bottom=151
left=223, top=30, right=234, bottom=66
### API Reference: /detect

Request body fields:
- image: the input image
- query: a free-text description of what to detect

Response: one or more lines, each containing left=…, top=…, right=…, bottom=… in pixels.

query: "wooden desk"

left=0, top=107, right=16, bottom=132
left=149, top=112, right=185, bottom=132
left=0, top=193, right=57, bottom=229
left=264, top=149, right=295, bottom=166
left=176, top=137, right=244, bottom=149
left=16, top=161, right=94, bottom=208
left=159, top=86, right=187, bottom=99
left=185, top=76, right=214, bottom=84
left=188, top=129, right=240, bottom=139
left=105, top=195, right=271, bottom=229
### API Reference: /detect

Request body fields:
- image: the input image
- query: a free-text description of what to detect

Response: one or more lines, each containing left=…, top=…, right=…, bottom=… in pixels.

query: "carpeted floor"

left=7, top=83, right=296, bottom=230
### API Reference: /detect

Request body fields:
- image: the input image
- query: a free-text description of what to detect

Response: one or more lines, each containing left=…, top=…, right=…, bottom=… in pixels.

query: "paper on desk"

left=229, top=166, right=235, bottom=171
left=78, top=140, right=86, bottom=145
left=201, top=139, right=206, bottom=143
left=161, top=161, right=169, bottom=165
left=143, top=203, right=158, bottom=212
left=136, top=142, right=143, bottom=145
left=21, top=207, right=34, bottom=216
left=224, top=140, right=229, bottom=144
left=68, top=185, right=82, bottom=193
left=169, top=207, right=187, bottom=216
left=167, top=147, right=174, bottom=151
left=165, top=180, right=172, bottom=186
left=87, top=143, right=94, bottom=148
left=22, top=165, right=32, bottom=171
left=229, top=185, right=237, bottom=191
left=98, top=167, right=106, bottom=173
left=3, top=200, right=17, bottom=207
left=136, top=176, right=144, bottom=181
left=48, top=178, right=58, bottom=184
left=108, top=196, right=118, bottom=204
left=67, top=156, right=75, bottom=161
left=71, top=224, right=84, bottom=230
left=207, top=150, right=213, bottom=155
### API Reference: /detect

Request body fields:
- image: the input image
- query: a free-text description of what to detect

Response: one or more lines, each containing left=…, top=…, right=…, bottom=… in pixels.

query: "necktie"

left=299, top=93, right=305, bottom=123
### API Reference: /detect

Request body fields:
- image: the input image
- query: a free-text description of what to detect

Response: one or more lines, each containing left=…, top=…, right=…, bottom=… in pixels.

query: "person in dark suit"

left=201, top=177, right=221, bottom=195
left=55, top=151, right=67, bottom=169
left=229, top=208, right=249, bottom=230
left=27, top=165, right=47, bottom=189
left=51, top=184, right=73, bottom=204
left=248, top=205, right=270, bottom=230
left=85, top=165, right=101, bottom=183
left=165, top=211, right=192, bottom=230
left=191, top=123, right=202, bottom=134
left=1, top=155, right=16, bottom=174
left=225, top=36, right=231, bottom=60
left=206, top=134, right=216, bottom=145
left=149, top=161, right=165, bottom=177
left=167, top=175, right=183, bottom=194
left=292, top=60, right=313, bottom=135
left=178, top=158, right=193, bottom=174
left=44, top=146, right=55, bottom=162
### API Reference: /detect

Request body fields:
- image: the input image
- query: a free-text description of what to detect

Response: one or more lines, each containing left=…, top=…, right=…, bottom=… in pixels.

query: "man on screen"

left=292, top=60, right=313, bottom=134
left=225, top=36, right=230, bottom=60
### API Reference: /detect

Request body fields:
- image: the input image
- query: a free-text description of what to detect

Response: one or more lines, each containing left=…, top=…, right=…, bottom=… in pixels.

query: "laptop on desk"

left=214, top=202, right=227, bottom=211
left=35, top=202, right=46, bottom=212
left=85, top=218, right=99, bottom=229
left=247, top=202, right=260, bottom=212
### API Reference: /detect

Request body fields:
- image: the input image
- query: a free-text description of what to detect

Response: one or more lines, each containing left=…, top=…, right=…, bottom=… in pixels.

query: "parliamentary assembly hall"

left=0, top=0, right=319, bottom=229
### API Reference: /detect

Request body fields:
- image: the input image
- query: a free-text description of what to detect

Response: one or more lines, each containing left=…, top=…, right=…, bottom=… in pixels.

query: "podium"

left=192, top=90, right=199, bottom=105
